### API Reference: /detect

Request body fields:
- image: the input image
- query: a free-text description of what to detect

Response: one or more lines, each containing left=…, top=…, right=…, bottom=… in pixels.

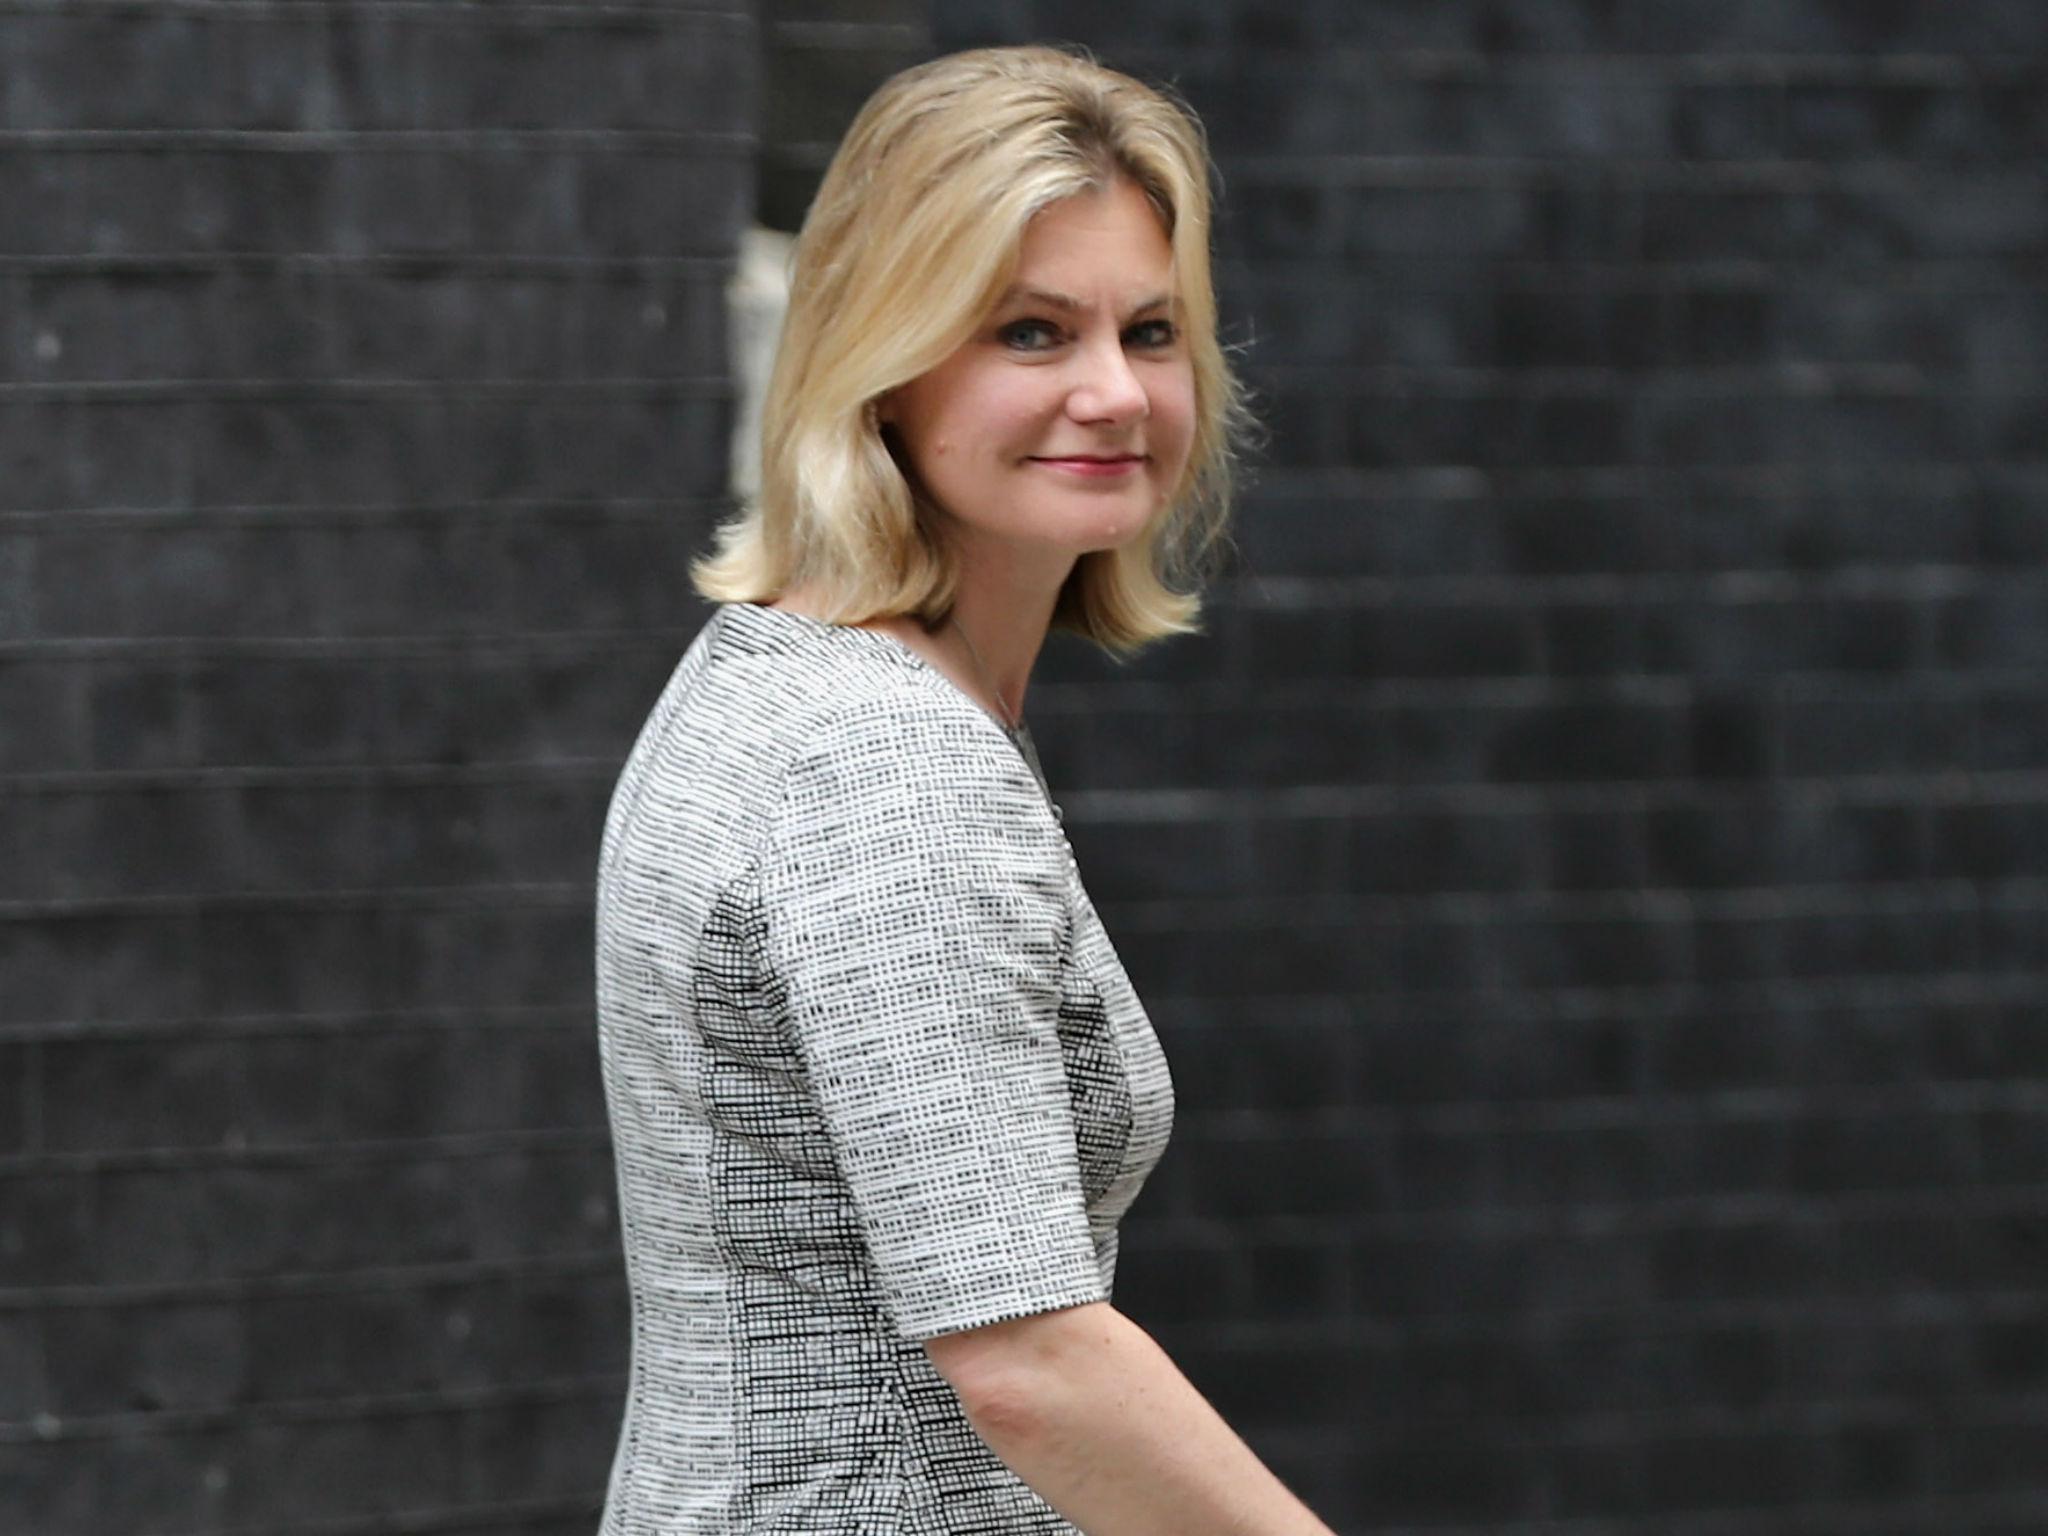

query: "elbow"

left=923, top=1300, right=1113, bottom=1442
left=924, top=1335, right=1045, bottom=1441
left=949, top=1362, right=1047, bottom=1444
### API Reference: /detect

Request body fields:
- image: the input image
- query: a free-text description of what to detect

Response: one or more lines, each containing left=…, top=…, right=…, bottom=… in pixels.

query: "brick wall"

left=936, top=3, right=2048, bottom=1531
left=758, top=0, right=928, bottom=230
left=0, top=4, right=750, bottom=1533
left=7, top=3, right=2046, bottom=1532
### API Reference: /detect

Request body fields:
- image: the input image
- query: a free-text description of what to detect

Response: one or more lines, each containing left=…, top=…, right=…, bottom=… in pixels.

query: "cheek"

left=1154, top=373, right=1198, bottom=458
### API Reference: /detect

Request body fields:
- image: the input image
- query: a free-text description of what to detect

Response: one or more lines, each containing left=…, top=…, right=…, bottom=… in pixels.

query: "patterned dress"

left=592, top=601, right=1177, bottom=1533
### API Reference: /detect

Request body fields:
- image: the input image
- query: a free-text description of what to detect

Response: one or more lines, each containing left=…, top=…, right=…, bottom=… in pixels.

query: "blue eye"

left=998, top=319, right=1062, bottom=351
left=1127, top=319, right=1179, bottom=348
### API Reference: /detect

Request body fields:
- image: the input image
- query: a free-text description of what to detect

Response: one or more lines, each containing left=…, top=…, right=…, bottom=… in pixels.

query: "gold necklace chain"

left=949, top=615, right=1021, bottom=732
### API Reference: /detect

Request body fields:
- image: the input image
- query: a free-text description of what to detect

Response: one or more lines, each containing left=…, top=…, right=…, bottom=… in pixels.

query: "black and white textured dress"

left=592, top=600, right=1177, bottom=1533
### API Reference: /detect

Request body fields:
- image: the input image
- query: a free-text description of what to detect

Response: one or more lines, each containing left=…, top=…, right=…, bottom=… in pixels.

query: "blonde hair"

left=690, top=44, right=1251, bottom=655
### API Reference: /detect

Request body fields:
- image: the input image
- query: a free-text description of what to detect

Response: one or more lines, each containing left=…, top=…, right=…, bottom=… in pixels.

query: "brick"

left=1233, top=493, right=1507, bottom=580
left=1355, top=600, right=1541, bottom=682
left=929, top=0, right=1031, bottom=48
left=461, top=392, right=731, bottom=503
left=290, top=519, right=500, bottom=639
left=202, top=1159, right=462, bottom=1277
left=1231, top=603, right=1350, bottom=685
left=1673, top=82, right=1783, bottom=159
left=1349, top=807, right=1545, bottom=895
left=42, top=1301, right=245, bottom=1416
left=220, top=1415, right=464, bottom=1527
left=1114, top=1226, right=1243, bottom=1326
left=1377, top=699, right=1512, bottom=786
left=1977, top=1314, right=2048, bottom=1394
left=1545, top=804, right=1649, bottom=889
left=41, top=1035, right=245, bottom=1154
left=1492, top=908, right=1693, bottom=991
left=377, top=648, right=677, bottom=767
left=1494, top=285, right=1667, bottom=368
left=459, top=1393, right=618, bottom=1505
left=1687, top=688, right=1775, bottom=779
left=372, top=777, right=607, bottom=889
left=1777, top=902, right=1980, bottom=981
left=16, top=268, right=217, bottom=385
left=1781, top=687, right=1976, bottom=776
left=239, top=1289, right=439, bottom=1400
left=1774, top=798, right=1932, bottom=883
left=0, top=403, right=65, bottom=514
left=1174, top=1336, right=1365, bottom=1439
left=1647, top=791, right=1781, bottom=888
left=1815, top=167, right=2048, bottom=260
left=385, top=903, right=593, bottom=1013
left=1162, top=1012, right=1353, bottom=1119
left=188, top=395, right=462, bottom=509
left=1182, top=1128, right=1388, bottom=1222
left=1188, top=701, right=1384, bottom=788
left=1792, top=1109, right=1977, bottom=1195
left=1928, top=1003, right=2048, bottom=1082
left=1937, top=801, right=2048, bottom=882
left=1334, top=185, right=1538, bottom=261
left=1642, top=187, right=1786, bottom=263
left=1, top=1433, right=221, bottom=1535
left=1488, top=696, right=1688, bottom=783
left=765, top=36, right=923, bottom=153
left=581, top=152, right=751, bottom=258
left=58, top=910, right=206, bottom=1028
left=0, top=13, right=219, bottom=132
left=1380, top=1011, right=1647, bottom=1103
left=442, top=1270, right=629, bottom=1388
left=0, top=1041, right=26, bottom=1153
left=1064, top=816, right=1232, bottom=902
left=466, top=14, right=751, bottom=136
left=1501, top=495, right=1681, bottom=576
left=0, top=788, right=48, bottom=903
left=1116, top=908, right=1487, bottom=998
left=0, top=1310, right=41, bottom=1417
left=573, top=268, right=729, bottom=379
left=183, top=657, right=382, bottom=769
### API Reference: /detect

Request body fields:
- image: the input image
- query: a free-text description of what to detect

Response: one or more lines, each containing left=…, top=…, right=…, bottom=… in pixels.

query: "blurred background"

left=3, top=1, right=2047, bottom=1532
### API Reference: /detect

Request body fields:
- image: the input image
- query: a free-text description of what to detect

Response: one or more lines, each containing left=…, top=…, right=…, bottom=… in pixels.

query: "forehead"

left=1010, top=179, right=1175, bottom=292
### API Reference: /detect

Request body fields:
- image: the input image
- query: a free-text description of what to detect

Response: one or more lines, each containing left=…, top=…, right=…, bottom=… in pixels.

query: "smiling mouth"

left=1030, top=454, right=1146, bottom=465
left=1029, top=455, right=1147, bottom=478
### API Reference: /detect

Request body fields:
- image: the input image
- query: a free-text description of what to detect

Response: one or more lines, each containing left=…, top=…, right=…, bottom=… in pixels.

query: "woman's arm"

left=924, top=1300, right=1341, bottom=1536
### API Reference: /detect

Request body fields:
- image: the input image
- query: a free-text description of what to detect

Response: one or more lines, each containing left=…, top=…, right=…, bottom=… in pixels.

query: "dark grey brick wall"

left=1, top=4, right=751, bottom=1533
left=9, top=3, right=2048, bottom=1533
left=936, top=3, right=2048, bottom=1532
left=758, top=0, right=929, bottom=231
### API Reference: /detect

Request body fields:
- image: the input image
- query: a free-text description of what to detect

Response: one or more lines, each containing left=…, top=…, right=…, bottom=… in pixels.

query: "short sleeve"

left=758, top=691, right=1106, bottom=1342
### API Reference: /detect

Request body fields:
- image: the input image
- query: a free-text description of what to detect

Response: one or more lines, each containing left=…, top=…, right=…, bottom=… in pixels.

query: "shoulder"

left=784, top=684, right=1052, bottom=838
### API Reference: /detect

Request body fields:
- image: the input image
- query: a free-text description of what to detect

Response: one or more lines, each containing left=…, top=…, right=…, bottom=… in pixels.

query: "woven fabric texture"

left=593, top=601, right=1176, bottom=1533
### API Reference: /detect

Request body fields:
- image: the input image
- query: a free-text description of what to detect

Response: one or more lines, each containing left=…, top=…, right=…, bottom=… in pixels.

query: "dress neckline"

left=722, top=601, right=1061, bottom=823
left=728, top=601, right=1030, bottom=742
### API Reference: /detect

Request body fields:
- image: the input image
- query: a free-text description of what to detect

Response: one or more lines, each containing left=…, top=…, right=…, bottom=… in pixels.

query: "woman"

left=593, top=45, right=1337, bottom=1536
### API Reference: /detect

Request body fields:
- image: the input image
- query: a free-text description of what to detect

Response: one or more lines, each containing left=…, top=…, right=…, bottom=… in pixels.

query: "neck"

left=937, top=556, right=1067, bottom=728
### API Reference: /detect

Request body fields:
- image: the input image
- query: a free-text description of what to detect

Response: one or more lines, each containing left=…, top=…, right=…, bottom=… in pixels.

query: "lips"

left=1030, top=454, right=1146, bottom=478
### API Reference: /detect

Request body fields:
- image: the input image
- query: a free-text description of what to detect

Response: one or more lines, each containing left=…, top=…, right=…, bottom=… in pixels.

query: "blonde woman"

left=593, top=45, right=1338, bottom=1536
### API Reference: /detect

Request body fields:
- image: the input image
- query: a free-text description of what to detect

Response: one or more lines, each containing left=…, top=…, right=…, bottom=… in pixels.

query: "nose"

left=1066, top=335, right=1149, bottom=426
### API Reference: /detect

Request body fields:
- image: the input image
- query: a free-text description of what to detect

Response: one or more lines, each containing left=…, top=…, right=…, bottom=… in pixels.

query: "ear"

left=871, top=390, right=898, bottom=426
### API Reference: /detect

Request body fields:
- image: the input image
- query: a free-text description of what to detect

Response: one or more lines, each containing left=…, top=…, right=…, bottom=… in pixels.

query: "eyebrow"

left=998, top=285, right=1176, bottom=320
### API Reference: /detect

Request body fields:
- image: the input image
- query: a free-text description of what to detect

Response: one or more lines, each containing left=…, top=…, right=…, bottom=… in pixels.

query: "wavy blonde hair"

left=691, top=44, right=1251, bottom=655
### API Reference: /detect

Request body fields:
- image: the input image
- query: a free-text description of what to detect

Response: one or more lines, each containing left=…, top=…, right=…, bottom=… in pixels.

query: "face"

left=878, top=177, right=1196, bottom=576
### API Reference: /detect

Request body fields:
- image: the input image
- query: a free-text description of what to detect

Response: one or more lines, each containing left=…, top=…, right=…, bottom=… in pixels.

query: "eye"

left=997, top=318, right=1064, bottom=351
left=1125, top=318, right=1180, bottom=349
